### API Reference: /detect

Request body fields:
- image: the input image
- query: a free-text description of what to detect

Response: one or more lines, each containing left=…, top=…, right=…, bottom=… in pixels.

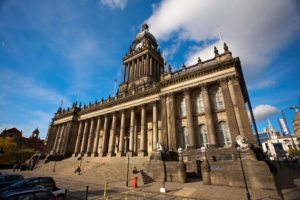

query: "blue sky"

left=0, top=0, right=300, bottom=139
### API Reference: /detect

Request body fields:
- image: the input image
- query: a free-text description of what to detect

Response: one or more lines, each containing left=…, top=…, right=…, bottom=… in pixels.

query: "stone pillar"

left=118, top=110, right=126, bottom=156
left=160, top=95, right=168, bottom=147
left=101, top=115, right=109, bottom=156
left=202, top=85, right=218, bottom=146
left=61, top=122, right=72, bottom=155
left=74, top=120, right=84, bottom=156
left=57, top=124, right=66, bottom=153
left=146, top=54, right=149, bottom=75
left=152, top=101, right=158, bottom=151
left=133, top=59, right=136, bottom=79
left=86, top=118, right=96, bottom=156
left=52, top=125, right=61, bottom=153
left=46, top=125, right=55, bottom=153
left=184, top=89, right=196, bottom=148
left=127, top=63, right=130, bottom=82
left=220, top=79, right=239, bottom=146
left=139, top=104, right=146, bottom=156
left=167, top=93, right=177, bottom=150
left=80, top=120, right=90, bottom=154
left=129, top=107, right=135, bottom=155
left=93, top=116, right=101, bottom=156
left=150, top=56, right=153, bottom=76
left=230, top=77, right=255, bottom=143
left=123, top=64, right=126, bottom=83
left=142, top=55, right=145, bottom=75
left=108, top=112, right=117, bottom=157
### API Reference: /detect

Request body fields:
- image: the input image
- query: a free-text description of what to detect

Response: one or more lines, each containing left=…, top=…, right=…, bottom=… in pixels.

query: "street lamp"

left=126, top=153, right=130, bottom=187
left=236, top=143, right=251, bottom=200
left=281, top=106, right=298, bottom=151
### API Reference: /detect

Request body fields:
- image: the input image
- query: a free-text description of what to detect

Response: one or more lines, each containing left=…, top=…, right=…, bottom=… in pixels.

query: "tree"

left=0, top=137, right=17, bottom=165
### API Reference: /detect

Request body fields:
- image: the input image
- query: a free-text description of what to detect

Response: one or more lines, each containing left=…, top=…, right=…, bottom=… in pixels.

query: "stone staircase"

left=33, top=156, right=153, bottom=185
left=140, top=170, right=154, bottom=185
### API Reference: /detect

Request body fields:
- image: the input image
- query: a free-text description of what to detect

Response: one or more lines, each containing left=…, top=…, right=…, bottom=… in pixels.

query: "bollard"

left=104, top=183, right=107, bottom=197
left=132, top=176, right=137, bottom=188
left=85, top=186, right=89, bottom=200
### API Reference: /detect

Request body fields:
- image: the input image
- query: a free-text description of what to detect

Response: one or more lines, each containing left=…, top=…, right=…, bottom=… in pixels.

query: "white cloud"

left=257, top=80, right=277, bottom=89
left=101, top=0, right=127, bottom=10
left=251, top=104, right=278, bottom=122
left=147, top=0, right=300, bottom=79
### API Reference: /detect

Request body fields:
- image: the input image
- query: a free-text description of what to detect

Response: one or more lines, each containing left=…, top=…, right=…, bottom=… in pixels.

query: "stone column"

left=118, top=110, right=126, bottom=156
left=146, top=54, right=149, bottom=75
left=152, top=101, right=158, bottom=151
left=86, top=118, right=96, bottom=156
left=127, top=63, right=130, bottom=82
left=108, top=112, right=117, bottom=157
left=80, top=120, right=90, bottom=154
left=220, top=79, right=239, bottom=146
left=142, top=55, right=145, bottom=75
left=153, top=60, right=156, bottom=80
left=61, top=122, right=72, bottom=155
left=129, top=107, right=135, bottom=155
left=139, top=104, right=146, bottom=156
left=167, top=93, right=177, bottom=150
left=202, top=85, right=218, bottom=146
left=123, top=64, right=126, bottom=83
left=150, top=56, right=153, bottom=76
left=101, top=114, right=109, bottom=156
left=160, top=95, right=168, bottom=147
left=184, top=89, right=196, bottom=148
left=133, top=59, right=136, bottom=79
left=57, top=124, right=66, bottom=153
left=74, top=120, right=84, bottom=156
left=52, top=125, right=61, bottom=153
left=230, top=77, right=255, bottom=143
left=93, top=116, right=101, bottom=156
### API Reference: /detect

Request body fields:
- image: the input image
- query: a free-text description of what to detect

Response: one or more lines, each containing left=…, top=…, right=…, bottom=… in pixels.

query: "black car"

left=0, top=188, right=56, bottom=200
left=0, top=174, right=24, bottom=188
left=0, top=177, right=56, bottom=193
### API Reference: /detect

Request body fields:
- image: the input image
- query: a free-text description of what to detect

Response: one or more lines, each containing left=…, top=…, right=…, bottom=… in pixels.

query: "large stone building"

left=45, top=23, right=275, bottom=189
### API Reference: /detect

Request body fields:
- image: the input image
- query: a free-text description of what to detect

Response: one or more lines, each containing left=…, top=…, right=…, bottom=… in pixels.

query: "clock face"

left=136, top=42, right=142, bottom=49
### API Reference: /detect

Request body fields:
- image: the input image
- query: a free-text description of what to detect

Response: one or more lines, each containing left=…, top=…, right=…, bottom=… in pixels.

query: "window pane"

left=196, top=93, right=204, bottom=113
left=212, top=88, right=224, bottom=110
left=182, top=127, right=189, bottom=148
left=180, top=98, right=186, bottom=117
left=218, top=122, right=231, bottom=146
left=199, top=125, right=209, bottom=146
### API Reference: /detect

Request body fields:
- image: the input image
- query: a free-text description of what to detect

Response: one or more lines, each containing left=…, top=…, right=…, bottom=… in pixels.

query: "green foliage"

left=0, top=137, right=34, bottom=165
left=288, top=148, right=299, bottom=157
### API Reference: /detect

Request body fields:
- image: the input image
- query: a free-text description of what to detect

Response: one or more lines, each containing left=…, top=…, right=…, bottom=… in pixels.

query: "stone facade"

left=45, top=23, right=275, bottom=189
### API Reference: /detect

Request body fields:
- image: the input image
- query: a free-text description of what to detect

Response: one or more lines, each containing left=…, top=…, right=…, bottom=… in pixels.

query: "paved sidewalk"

left=6, top=169, right=284, bottom=200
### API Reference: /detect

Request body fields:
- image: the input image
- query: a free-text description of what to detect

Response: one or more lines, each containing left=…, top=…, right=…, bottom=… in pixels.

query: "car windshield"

left=10, top=179, right=30, bottom=187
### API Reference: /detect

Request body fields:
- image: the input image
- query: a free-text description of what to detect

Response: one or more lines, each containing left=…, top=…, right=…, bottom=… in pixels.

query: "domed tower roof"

left=133, top=23, right=158, bottom=48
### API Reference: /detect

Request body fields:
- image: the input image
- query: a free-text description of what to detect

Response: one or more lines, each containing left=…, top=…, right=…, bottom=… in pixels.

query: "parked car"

left=0, top=188, right=56, bottom=200
left=0, top=177, right=68, bottom=199
left=0, top=174, right=24, bottom=188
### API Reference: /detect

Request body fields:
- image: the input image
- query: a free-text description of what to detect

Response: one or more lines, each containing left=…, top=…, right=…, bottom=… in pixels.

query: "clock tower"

left=118, top=23, right=164, bottom=95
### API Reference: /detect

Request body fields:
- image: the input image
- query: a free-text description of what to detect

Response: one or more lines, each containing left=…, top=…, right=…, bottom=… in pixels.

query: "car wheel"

left=57, top=194, right=65, bottom=200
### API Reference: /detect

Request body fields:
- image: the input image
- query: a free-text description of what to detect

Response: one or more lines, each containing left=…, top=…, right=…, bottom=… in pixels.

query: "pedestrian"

left=74, top=166, right=81, bottom=175
left=133, top=166, right=138, bottom=175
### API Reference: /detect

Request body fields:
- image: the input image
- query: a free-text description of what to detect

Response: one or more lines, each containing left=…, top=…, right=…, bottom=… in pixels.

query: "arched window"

left=179, top=97, right=187, bottom=117
left=195, top=93, right=204, bottom=113
left=218, top=122, right=232, bottom=146
left=212, top=88, right=224, bottom=110
left=199, top=125, right=209, bottom=147
left=182, top=127, right=189, bottom=149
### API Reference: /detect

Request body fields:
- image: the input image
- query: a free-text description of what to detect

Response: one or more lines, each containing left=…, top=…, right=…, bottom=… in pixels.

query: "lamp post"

left=53, top=153, right=57, bottom=173
left=281, top=106, right=298, bottom=151
left=236, top=143, right=251, bottom=200
left=126, top=153, right=130, bottom=187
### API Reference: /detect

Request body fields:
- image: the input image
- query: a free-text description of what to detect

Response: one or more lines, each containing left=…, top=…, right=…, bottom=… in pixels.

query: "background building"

left=0, top=128, right=45, bottom=152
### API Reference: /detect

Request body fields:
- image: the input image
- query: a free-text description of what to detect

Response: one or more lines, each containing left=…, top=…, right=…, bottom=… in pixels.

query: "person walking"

left=74, top=166, right=81, bottom=175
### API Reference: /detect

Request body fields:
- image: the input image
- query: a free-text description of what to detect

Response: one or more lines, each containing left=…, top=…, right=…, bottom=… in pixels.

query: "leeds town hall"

left=45, top=23, right=276, bottom=189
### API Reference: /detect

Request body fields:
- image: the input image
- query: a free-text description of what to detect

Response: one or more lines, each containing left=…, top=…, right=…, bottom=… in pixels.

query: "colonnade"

left=47, top=76, right=254, bottom=156
left=123, top=54, right=162, bottom=82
